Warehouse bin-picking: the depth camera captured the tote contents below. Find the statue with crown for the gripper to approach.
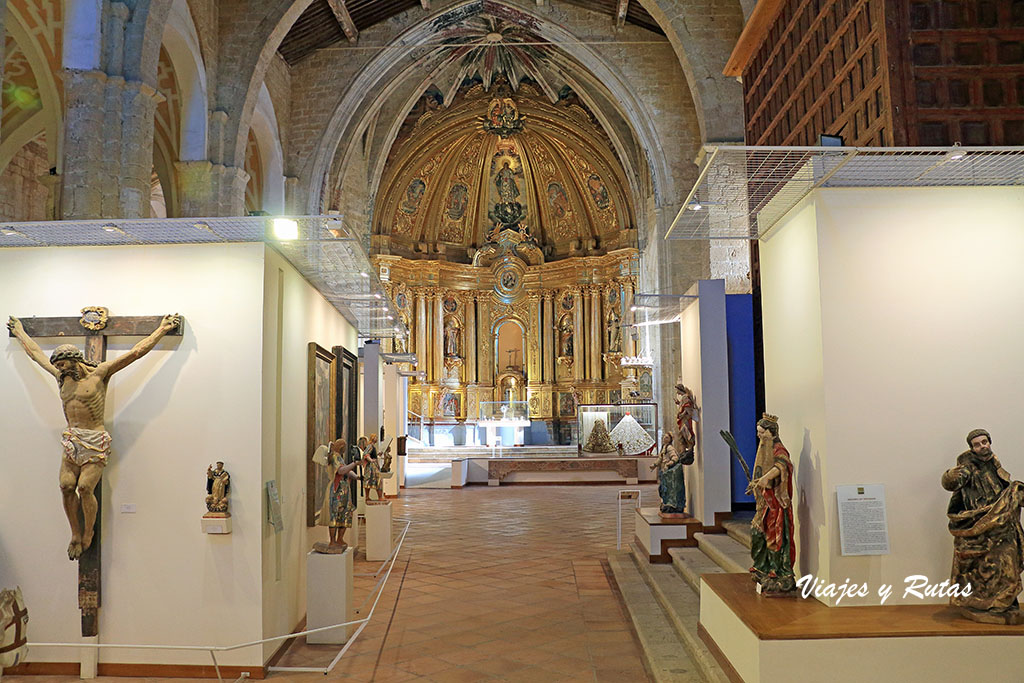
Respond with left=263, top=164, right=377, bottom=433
left=723, top=413, right=797, bottom=595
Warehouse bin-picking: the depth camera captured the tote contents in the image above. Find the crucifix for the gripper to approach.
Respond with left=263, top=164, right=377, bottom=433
left=7, top=308, right=182, bottom=638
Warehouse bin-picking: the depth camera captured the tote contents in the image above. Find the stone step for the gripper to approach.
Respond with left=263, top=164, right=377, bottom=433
left=668, top=546, right=727, bottom=593
left=721, top=517, right=752, bottom=549
left=606, top=550, right=705, bottom=683
left=694, top=532, right=749, bottom=574
left=629, top=545, right=731, bottom=683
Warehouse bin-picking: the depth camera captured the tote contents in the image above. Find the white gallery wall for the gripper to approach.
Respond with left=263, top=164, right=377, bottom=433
left=760, top=186, right=1024, bottom=605
left=679, top=279, right=731, bottom=526
left=0, top=243, right=266, bottom=666
left=259, top=246, right=357, bottom=663
left=0, top=242, right=359, bottom=668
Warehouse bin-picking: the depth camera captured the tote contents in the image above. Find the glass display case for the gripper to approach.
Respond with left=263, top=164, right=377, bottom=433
left=478, top=401, right=530, bottom=423
left=578, top=402, right=658, bottom=457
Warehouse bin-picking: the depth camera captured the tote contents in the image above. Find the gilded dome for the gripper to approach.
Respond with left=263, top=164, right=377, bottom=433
left=372, top=84, right=636, bottom=262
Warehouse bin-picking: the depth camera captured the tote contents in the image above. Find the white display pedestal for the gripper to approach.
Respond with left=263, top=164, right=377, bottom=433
left=699, top=573, right=1024, bottom=683
left=306, top=548, right=354, bottom=644
left=450, top=459, right=468, bottom=488
left=364, top=502, right=393, bottom=562
left=397, top=454, right=406, bottom=489
left=633, top=507, right=701, bottom=563
left=383, top=470, right=398, bottom=497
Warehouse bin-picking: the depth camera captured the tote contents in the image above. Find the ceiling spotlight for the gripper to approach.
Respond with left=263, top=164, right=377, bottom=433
left=387, top=315, right=394, bottom=320
left=272, top=218, right=298, bottom=240
left=360, top=272, right=369, bottom=278
left=630, top=306, right=638, bottom=312
left=374, top=293, right=382, bottom=299
left=193, top=222, right=210, bottom=230
left=102, top=224, right=118, bottom=232
left=946, top=150, right=967, bottom=162
left=687, top=201, right=703, bottom=211
left=1, top=228, right=19, bottom=236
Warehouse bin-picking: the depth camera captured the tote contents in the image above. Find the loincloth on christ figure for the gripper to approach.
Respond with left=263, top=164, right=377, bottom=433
left=61, top=427, right=111, bottom=467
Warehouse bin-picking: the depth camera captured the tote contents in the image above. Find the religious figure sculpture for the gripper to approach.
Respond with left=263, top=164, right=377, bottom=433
left=313, top=439, right=359, bottom=553
left=205, top=462, right=231, bottom=514
left=674, top=383, right=698, bottom=454
left=583, top=418, right=616, bottom=454
left=942, top=428, right=1024, bottom=624
left=361, top=436, right=386, bottom=503
left=607, top=308, right=622, bottom=352
left=748, top=414, right=796, bottom=595
left=559, top=317, right=574, bottom=358
left=444, top=318, right=461, bottom=358
left=7, top=313, right=181, bottom=560
left=652, top=433, right=688, bottom=517
left=0, top=586, right=28, bottom=675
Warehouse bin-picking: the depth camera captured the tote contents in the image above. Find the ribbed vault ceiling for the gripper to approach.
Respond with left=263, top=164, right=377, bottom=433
left=278, top=0, right=664, bottom=65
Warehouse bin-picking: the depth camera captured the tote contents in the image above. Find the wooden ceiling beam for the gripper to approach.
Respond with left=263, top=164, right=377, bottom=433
left=615, top=0, right=629, bottom=27
left=326, top=0, right=358, bottom=43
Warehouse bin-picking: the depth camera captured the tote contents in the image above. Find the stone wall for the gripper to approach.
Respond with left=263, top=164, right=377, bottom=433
left=0, top=135, right=50, bottom=221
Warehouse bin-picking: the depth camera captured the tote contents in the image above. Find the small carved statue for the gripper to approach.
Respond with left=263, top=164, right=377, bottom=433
left=205, top=462, right=231, bottom=514
left=361, top=435, right=387, bottom=503
left=942, top=429, right=1024, bottom=624
left=313, top=439, right=359, bottom=553
left=559, top=317, right=574, bottom=358
left=607, top=308, right=622, bottom=352
left=674, top=383, right=698, bottom=454
left=652, top=433, right=688, bottom=517
left=444, top=318, right=460, bottom=358
left=748, top=414, right=796, bottom=595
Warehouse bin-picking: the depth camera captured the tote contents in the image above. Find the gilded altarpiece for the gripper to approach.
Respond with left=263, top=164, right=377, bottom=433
left=379, top=252, right=640, bottom=442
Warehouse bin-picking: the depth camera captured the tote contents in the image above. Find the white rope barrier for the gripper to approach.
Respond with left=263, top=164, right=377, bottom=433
left=28, top=519, right=414, bottom=682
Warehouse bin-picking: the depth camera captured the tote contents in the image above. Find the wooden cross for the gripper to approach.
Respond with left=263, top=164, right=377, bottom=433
left=9, top=310, right=182, bottom=638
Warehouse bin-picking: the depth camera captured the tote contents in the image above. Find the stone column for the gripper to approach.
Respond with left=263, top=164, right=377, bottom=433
left=542, top=292, right=555, bottom=383
left=589, top=287, right=602, bottom=381
left=415, top=290, right=427, bottom=381
left=465, top=293, right=477, bottom=384
left=572, top=288, right=584, bottom=382
left=526, top=293, right=541, bottom=382
left=433, top=290, right=444, bottom=383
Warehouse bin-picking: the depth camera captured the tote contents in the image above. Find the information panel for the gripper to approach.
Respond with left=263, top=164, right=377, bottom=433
left=836, top=484, right=890, bottom=556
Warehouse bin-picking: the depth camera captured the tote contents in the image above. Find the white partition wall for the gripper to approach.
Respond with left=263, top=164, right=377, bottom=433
left=0, top=242, right=357, bottom=669
left=760, top=186, right=1024, bottom=605
left=679, top=279, right=732, bottom=526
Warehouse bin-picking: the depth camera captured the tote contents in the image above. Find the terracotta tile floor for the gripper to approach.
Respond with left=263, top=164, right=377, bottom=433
left=9, top=484, right=659, bottom=683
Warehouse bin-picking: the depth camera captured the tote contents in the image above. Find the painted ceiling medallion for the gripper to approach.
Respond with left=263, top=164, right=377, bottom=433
left=481, top=97, right=525, bottom=138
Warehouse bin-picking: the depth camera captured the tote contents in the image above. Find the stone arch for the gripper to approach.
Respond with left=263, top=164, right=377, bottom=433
left=213, top=0, right=315, bottom=169
left=304, top=0, right=677, bottom=219
left=247, top=84, right=285, bottom=214
left=634, top=0, right=746, bottom=143
left=160, top=0, right=207, bottom=161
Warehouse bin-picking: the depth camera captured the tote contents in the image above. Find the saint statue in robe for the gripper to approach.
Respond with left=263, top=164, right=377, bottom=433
left=748, top=413, right=796, bottom=594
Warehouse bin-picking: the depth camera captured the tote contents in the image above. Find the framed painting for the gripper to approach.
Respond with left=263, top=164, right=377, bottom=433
left=333, top=345, right=358, bottom=460
left=307, top=343, right=335, bottom=527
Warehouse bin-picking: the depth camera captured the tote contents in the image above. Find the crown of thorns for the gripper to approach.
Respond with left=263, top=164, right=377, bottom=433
left=49, top=344, right=96, bottom=367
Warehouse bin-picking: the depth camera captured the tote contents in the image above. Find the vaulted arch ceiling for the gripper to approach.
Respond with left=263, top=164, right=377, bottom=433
left=373, top=82, right=635, bottom=262
left=307, top=1, right=679, bottom=223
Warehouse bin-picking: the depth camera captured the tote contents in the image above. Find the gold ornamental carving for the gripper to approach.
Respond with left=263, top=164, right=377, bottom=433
left=79, top=306, right=109, bottom=331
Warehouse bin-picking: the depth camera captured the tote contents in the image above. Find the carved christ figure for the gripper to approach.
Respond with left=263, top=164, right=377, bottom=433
left=7, top=314, right=181, bottom=560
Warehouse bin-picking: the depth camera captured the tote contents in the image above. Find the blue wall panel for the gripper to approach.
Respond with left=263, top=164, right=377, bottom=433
left=726, top=294, right=757, bottom=505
